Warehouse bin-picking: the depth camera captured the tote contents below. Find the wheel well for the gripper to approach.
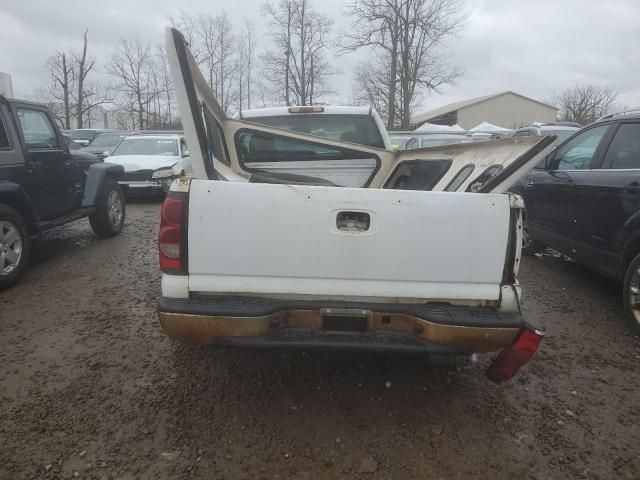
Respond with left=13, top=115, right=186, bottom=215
left=0, top=195, right=38, bottom=234
left=620, top=236, right=640, bottom=280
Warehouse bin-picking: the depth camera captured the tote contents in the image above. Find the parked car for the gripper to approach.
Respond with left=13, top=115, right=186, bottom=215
left=62, top=133, right=102, bottom=169
left=508, top=123, right=582, bottom=197
left=68, top=128, right=112, bottom=146
left=514, top=123, right=580, bottom=143
left=81, top=131, right=138, bottom=159
left=0, top=96, right=126, bottom=290
left=155, top=28, right=549, bottom=383
left=105, top=134, right=191, bottom=195
left=62, top=133, right=82, bottom=150
left=520, top=110, right=640, bottom=333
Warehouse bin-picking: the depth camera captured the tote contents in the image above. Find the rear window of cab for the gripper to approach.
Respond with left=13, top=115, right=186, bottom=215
left=247, top=114, right=385, bottom=149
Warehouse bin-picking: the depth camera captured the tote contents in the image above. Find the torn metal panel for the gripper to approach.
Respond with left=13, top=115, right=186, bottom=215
left=165, top=27, right=552, bottom=192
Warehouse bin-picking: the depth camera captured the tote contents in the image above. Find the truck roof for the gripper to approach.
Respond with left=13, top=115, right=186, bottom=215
left=239, top=105, right=372, bottom=119
left=0, top=95, right=50, bottom=108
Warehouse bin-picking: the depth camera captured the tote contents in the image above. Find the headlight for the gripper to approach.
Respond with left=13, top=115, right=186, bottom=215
left=152, top=168, right=175, bottom=179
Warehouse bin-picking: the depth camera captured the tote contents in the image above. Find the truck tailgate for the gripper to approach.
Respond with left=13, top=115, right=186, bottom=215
left=187, top=180, right=511, bottom=301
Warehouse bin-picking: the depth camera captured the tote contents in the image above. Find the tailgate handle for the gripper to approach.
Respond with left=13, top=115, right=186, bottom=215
left=336, top=211, right=370, bottom=232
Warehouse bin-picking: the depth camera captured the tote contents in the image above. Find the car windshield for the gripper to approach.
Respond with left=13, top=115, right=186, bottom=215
left=69, top=130, right=99, bottom=141
left=247, top=114, right=385, bottom=149
left=110, top=138, right=178, bottom=156
left=90, top=134, right=127, bottom=147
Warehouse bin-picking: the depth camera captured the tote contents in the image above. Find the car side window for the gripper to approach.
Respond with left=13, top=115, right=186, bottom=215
left=16, top=108, right=59, bottom=149
left=236, top=130, right=372, bottom=164
left=551, top=124, right=609, bottom=171
left=467, top=165, right=503, bottom=192
left=384, top=159, right=452, bottom=191
left=445, top=164, right=475, bottom=191
left=0, top=116, right=10, bottom=149
left=603, top=123, right=640, bottom=170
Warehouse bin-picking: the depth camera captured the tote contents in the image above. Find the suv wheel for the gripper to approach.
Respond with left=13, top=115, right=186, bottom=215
left=623, top=253, right=640, bottom=335
left=0, top=205, right=31, bottom=291
left=521, top=209, right=544, bottom=256
left=89, top=178, right=126, bottom=238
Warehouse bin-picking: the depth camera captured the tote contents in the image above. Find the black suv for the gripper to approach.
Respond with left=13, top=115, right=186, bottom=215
left=521, top=110, right=640, bottom=333
left=0, top=96, right=126, bottom=290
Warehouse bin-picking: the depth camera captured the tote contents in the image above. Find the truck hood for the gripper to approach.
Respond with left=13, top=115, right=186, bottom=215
left=106, top=155, right=180, bottom=172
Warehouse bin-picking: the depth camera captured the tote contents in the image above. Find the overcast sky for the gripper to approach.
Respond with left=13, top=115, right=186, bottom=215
left=1, top=0, right=639, bottom=114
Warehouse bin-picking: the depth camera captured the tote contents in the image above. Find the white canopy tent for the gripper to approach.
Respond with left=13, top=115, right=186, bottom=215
left=469, top=122, right=513, bottom=132
left=415, top=122, right=466, bottom=133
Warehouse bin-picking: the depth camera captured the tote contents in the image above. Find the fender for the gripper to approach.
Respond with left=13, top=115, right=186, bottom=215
left=0, top=180, right=40, bottom=233
left=81, top=162, right=125, bottom=207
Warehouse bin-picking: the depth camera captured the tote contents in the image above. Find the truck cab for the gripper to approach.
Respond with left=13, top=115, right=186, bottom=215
left=0, top=96, right=126, bottom=289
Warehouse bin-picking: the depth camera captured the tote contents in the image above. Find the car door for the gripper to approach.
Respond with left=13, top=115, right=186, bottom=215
left=568, top=121, right=640, bottom=277
left=14, top=106, right=77, bottom=220
left=524, top=124, right=611, bottom=255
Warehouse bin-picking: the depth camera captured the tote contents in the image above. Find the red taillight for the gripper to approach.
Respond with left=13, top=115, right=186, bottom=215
left=486, top=326, right=544, bottom=383
left=159, top=193, right=187, bottom=274
left=288, top=106, right=324, bottom=114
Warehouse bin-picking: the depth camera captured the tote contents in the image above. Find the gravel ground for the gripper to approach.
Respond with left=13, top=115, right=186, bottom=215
left=1, top=201, right=639, bottom=480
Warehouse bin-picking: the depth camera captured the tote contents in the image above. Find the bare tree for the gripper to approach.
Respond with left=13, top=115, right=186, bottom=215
left=197, top=11, right=238, bottom=113
left=73, top=30, right=95, bottom=128
left=107, top=38, right=154, bottom=129
left=262, top=0, right=335, bottom=106
left=237, top=20, right=257, bottom=111
left=39, top=51, right=74, bottom=129
left=341, top=0, right=465, bottom=129
left=156, top=45, right=175, bottom=127
left=554, top=85, right=620, bottom=124
left=34, top=31, right=112, bottom=129
left=169, top=12, right=204, bottom=64
left=353, top=55, right=391, bottom=120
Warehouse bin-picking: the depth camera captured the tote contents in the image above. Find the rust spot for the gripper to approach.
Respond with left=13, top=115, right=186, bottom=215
left=158, top=308, right=519, bottom=353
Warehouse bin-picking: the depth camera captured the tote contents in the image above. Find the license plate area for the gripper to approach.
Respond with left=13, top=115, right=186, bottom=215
left=321, top=308, right=371, bottom=333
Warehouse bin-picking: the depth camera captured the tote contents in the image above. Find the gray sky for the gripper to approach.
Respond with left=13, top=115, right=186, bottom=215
left=1, top=0, right=639, bottom=114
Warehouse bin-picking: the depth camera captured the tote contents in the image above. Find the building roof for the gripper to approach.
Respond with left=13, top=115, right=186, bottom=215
left=412, top=91, right=558, bottom=125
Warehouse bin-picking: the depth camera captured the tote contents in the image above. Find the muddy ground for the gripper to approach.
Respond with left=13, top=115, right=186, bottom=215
left=1, top=201, right=639, bottom=480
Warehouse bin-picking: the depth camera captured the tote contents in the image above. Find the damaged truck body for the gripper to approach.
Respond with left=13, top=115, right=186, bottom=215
left=158, top=28, right=553, bottom=382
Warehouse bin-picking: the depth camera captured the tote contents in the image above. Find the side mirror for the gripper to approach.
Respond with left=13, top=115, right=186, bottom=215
left=182, top=149, right=190, bottom=158
left=102, top=151, right=111, bottom=158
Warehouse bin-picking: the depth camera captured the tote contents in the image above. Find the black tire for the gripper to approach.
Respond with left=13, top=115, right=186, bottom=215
left=622, top=253, right=640, bottom=335
left=521, top=209, right=545, bottom=256
left=0, top=205, right=31, bottom=291
left=89, top=178, right=125, bottom=238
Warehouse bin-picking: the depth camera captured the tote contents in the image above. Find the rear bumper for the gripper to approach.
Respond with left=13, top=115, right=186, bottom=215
left=120, top=179, right=173, bottom=194
left=158, top=296, right=526, bottom=354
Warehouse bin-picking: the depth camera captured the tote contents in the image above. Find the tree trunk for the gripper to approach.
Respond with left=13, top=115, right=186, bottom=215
left=387, top=38, right=398, bottom=130
left=285, top=1, right=292, bottom=106
left=247, top=50, right=251, bottom=109
left=76, top=30, right=89, bottom=129
left=62, top=53, right=71, bottom=130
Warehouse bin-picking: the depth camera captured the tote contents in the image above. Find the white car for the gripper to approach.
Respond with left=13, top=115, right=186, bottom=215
left=105, top=135, right=191, bottom=194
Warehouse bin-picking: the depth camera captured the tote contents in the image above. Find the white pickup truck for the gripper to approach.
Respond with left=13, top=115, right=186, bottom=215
left=158, top=28, right=551, bottom=382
